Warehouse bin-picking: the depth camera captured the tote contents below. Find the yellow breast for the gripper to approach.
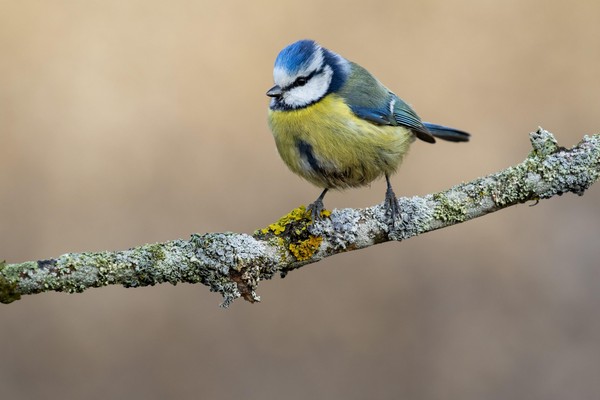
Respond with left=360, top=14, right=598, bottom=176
left=268, top=94, right=415, bottom=189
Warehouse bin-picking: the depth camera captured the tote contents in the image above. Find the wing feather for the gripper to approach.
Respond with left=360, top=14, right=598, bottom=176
left=340, top=63, right=435, bottom=143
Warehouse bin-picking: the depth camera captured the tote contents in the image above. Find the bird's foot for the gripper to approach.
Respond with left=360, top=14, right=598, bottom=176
left=306, top=199, right=325, bottom=222
left=384, top=185, right=400, bottom=227
left=306, top=188, right=329, bottom=222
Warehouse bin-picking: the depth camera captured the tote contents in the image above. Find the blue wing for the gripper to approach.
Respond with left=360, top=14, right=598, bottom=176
left=349, top=105, right=393, bottom=125
left=349, top=95, right=436, bottom=143
left=338, top=63, right=436, bottom=143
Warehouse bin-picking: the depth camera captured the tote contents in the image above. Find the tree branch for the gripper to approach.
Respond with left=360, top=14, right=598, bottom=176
left=2, top=128, right=599, bottom=306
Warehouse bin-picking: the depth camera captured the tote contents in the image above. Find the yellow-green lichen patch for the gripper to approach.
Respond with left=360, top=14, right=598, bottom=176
left=432, top=192, right=467, bottom=223
left=319, top=209, right=331, bottom=219
left=490, top=158, right=540, bottom=207
left=255, top=206, right=327, bottom=262
left=258, top=206, right=331, bottom=237
left=0, top=260, right=22, bottom=304
left=258, top=206, right=311, bottom=236
left=146, top=243, right=166, bottom=263
left=288, top=235, right=323, bottom=261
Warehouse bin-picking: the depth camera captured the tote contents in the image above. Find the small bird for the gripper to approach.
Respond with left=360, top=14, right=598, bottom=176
left=266, top=39, right=469, bottom=222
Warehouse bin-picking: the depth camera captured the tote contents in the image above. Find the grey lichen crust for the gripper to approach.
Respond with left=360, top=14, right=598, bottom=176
left=191, top=233, right=279, bottom=307
left=1, top=128, right=598, bottom=306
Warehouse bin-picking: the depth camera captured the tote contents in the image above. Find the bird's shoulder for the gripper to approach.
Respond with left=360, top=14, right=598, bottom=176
left=337, top=62, right=392, bottom=115
left=336, top=62, right=434, bottom=142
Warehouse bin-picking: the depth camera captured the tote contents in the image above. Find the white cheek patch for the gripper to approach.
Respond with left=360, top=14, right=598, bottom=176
left=283, top=65, right=333, bottom=108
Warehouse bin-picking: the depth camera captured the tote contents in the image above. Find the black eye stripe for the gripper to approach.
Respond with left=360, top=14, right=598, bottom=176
left=295, top=77, right=308, bottom=86
left=285, top=68, right=323, bottom=90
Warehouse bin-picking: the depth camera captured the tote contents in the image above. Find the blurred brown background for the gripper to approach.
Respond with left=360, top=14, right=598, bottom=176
left=1, top=1, right=600, bottom=399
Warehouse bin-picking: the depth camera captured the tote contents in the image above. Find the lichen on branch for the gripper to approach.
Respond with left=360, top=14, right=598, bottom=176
left=1, top=128, right=598, bottom=306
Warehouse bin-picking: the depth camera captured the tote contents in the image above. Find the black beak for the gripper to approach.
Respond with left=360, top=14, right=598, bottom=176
left=266, top=85, right=283, bottom=97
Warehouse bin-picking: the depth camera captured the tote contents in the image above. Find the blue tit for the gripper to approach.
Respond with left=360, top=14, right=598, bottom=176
left=266, top=39, right=469, bottom=222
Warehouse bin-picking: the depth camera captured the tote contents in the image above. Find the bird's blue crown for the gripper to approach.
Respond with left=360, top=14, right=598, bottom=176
left=274, top=39, right=320, bottom=76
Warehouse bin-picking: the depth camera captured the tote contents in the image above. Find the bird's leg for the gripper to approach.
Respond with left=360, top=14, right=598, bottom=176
left=307, top=188, right=329, bottom=221
left=384, top=175, right=400, bottom=224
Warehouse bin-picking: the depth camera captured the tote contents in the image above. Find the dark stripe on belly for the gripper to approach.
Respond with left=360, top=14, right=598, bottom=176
left=296, top=139, right=369, bottom=188
left=297, top=140, right=324, bottom=174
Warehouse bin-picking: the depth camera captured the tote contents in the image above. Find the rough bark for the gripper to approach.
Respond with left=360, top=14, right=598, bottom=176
left=1, top=128, right=598, bottom=306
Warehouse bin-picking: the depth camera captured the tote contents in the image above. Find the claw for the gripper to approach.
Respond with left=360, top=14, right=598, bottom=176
left=307, top=188, right=329, bottom=222
left=307, top=199, right=324, bottom=221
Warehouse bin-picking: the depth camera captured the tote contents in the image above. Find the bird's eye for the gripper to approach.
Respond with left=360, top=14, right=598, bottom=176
left=295, top=77, right=308, bottom=86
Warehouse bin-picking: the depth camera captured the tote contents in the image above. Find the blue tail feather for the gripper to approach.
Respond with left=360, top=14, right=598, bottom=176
left=423, top=122, right=470, bottom=142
